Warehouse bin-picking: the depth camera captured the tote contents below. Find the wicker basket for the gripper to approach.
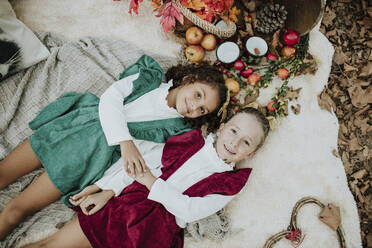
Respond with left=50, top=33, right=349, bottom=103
left=173, top=0, right=237, bottom=38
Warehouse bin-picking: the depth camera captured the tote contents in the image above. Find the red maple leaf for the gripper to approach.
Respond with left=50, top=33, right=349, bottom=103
left=129, top=0, right=143, bottom=15
left=155, top=2, right=184, bottom=33
left=202, top=0, right=234, bottom=14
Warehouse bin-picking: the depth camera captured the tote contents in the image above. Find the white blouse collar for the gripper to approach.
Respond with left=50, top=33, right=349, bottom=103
left=205, top=134, right=235, bottom=171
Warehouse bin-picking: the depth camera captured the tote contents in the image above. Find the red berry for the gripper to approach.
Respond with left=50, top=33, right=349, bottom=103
left=282, top=46, right=296, bottom=58
left=247, top=73, right=261, bottom=87
left=266, top=53, right=277, bottom=63
left=234, top=60, right=245, bottom=70
left=277, top=68, right=289, bottom=79
left=283, top=30, right=300, bottom=46
left=267, top=101, right=276, bottom=112
left=240, top=67, right=254, bottom=78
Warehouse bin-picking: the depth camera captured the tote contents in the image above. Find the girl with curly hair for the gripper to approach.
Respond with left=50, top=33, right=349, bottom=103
left=0, top=54, right=227, bottom=240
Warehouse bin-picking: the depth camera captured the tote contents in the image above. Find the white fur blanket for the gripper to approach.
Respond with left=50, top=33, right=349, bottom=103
left=6, top=0, right=362, bottom=247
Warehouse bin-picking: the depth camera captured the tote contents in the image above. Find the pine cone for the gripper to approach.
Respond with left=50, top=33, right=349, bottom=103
left=256, top=3, right=287, bottom=34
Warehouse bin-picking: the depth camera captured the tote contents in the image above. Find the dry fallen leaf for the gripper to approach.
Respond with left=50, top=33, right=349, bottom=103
left=333, top=47, right=347, bottom=65
left=285, top=87, right=302, bottom=100
left=322, top=8, right=336, bottom=27
left=347, top=85, right=372, bottom=108
left=291, top=104, right=301, bottom=115
left=319, top=204, right=341, bottom=231
left=352, top=169, right=368, bottom=180
left=242, top=0, right=256, bottom=12
left=244, top=22, right=254, bottom=36
left=244, top=90, right=259, bottom=105
left=354, top=116, right=371, bottom=135
left=359, top=62, right=372, bottom=77
left=349, top=137, right=362, bottom=151
left=344, top=63, right=358, bottom=72
left=332, top=149, right=340, bottom=158
left=266, top=116, right=277, bottom=131
left=318, top=91, right=336, bottom=113
left=269, top=29, right=281, bottom=56
left=350, top=180, right=366, bottom=203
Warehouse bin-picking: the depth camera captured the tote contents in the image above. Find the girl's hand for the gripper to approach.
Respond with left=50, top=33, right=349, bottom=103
left=69, top=184, right=100, bottom=206
left=79, top=190, right=115, bottom=215
left=128, top=169, right=157, bottom=190
left=120, top=140, right=147, bottom=178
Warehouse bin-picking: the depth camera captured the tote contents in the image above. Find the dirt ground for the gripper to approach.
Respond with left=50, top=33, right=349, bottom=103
left=318, top=0, right=371, bottom=246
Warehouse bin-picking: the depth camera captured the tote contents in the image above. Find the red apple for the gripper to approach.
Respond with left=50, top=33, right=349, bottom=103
left=185, top=45, right=205, bottom=63
left=234, top=60, right=245, bottom=70
left=283, top=30, right=300, bottom=46
left=267, top=101, right=277, bottom=112
left=225, top=78, right=240, bottom=96
left=277, top=68, right=289, bottom=79
left=186, top=26, right=204, bottom=45
left=247, top=73, right=261, bottom=87
left=282, top=46, right=296, bottom=58
left=201, top=34, right=217, bottom=51
left=240, top=67, right=254, bottom=78
left=266, top=53, right=277, bottom=63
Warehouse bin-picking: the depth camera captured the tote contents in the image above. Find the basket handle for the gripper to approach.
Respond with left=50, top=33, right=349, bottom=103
left=174, top=0, right=237, bottom=38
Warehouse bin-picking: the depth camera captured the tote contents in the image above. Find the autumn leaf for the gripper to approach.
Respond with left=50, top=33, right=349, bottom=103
left=155, top=2, right=184, bottom=34
left=180, top=0, right=206, bottom=11
left=150, top=0, right=162, bottom=11
left=129, top=0, right=143, bottom=15
left=319, top=204, right=341, bottom=231
left=349, top=137, right=362, bottom=151
left=202, top=0, right=233, bottom=14
left=347, top=84, right=372, bottom=108
left=229, top=6, right=240, bottom=23
left=359, top=62, right=372, bottom=77
left=317, top=91, right=336, bottom=113
left=284, top=87, right=302, bottom=100
left=195, top=7, right=215, bottom=23
left=291, top=104, right=301, bottom=115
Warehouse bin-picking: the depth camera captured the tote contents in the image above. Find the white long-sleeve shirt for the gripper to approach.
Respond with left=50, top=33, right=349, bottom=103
left=98, top=73, right=182, bottom=146
left=95, top=73, right=182, bottom=195
left=98, top=134, right=237, bottom=228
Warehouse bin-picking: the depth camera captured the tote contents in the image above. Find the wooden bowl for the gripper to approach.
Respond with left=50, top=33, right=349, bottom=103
left=276, top=0, right=325, bottom=35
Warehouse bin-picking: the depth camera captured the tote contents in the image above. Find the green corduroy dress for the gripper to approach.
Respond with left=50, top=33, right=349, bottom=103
left=29, top=55, right=191, bottom=206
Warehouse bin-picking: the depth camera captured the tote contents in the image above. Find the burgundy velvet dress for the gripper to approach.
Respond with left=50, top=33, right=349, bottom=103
left=77, top=129, right=252, bottom=248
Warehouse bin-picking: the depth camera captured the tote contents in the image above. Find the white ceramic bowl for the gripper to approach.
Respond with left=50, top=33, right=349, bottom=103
left=245, top=36, right=268, bottom=56
left=216, top=41, right=240, bottom=64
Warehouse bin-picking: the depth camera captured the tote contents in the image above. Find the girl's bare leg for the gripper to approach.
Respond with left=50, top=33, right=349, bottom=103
left=23, top=217, right=91, bottom=248
left=0, top=172, right=61, bottom=240
left=0, top=139, right=42, bottom=189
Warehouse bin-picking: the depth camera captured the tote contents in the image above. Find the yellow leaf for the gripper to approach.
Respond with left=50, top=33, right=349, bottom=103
left=150, top=0, right=162, bottom=10
left=181, top=0, right=206, bottom=11
left=229, top=6, right=240, bottom=23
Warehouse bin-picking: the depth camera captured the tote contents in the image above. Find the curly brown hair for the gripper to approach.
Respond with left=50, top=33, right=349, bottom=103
left=165, top=62, right=227, bottom=132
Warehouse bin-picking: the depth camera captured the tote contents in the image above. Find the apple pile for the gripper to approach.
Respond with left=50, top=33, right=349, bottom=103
left=233, top=59, right=260, bottom=87
left=184, top=26, right=217, bottom=63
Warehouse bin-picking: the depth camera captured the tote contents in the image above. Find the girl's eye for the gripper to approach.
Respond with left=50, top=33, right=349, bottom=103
left=200, top=107, right=205, bottom=114
left=244, top=140, right=250, bottom=146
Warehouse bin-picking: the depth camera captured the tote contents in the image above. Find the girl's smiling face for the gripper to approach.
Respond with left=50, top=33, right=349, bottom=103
left=215, top=113, right=264, bottom=163
left=173, top=81, right=219, bottom=118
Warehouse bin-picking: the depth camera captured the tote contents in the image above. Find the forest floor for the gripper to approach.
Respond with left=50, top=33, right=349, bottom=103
left=318, top=0, right=371, bottom=246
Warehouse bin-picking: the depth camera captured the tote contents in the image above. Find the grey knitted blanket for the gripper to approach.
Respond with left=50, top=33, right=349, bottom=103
left=0, top=33, right=228, bottom=247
